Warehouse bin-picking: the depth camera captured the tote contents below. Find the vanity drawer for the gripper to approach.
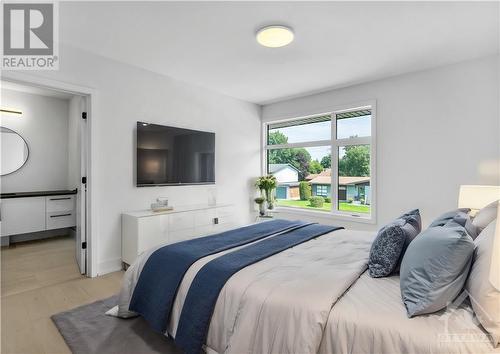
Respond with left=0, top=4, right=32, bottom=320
left=0, top=197, right=46, bottom=236
left=46, top=211, right=76, bottom=230
left=46, top=195, right=75, bottom=213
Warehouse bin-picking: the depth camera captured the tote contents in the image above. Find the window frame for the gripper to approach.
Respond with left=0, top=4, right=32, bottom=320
left=262, top=101, right=376, bottom=224
left=316, top=185, right=328, bottom=197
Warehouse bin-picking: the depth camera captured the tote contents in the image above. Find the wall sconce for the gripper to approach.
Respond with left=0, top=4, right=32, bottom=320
left=0, top=108, right=22, bottom=115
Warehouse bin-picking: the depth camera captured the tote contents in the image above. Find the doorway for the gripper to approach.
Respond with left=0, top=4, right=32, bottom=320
left=0, top=76, right=92, bottom=278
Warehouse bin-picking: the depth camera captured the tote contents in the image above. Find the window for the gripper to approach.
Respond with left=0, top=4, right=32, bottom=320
left=316, top=185, right=328, bottom=197
left=264, top=104, right=375, bottom=221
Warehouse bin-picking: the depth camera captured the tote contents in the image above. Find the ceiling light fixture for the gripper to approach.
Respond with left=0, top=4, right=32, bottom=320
left=256, top=25, right=294, bottom=48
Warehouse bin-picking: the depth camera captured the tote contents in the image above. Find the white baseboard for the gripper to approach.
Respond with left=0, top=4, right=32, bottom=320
left=97, top=257, right=122, bottom=276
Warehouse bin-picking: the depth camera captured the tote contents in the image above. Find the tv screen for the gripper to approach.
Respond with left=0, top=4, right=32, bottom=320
left=136, top=122, right=215, bottom=186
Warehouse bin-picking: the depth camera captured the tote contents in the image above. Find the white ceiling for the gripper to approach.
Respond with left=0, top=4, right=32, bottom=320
left=60, top=2, right=499, bottom=104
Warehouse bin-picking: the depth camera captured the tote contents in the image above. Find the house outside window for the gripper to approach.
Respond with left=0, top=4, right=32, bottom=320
left=315, top=185, right=329, bottom=197
left=264, top=103, right=376, bottom=222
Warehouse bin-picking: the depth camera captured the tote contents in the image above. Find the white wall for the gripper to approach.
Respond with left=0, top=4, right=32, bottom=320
left=1, top=89, right=70, bottom=193
left=6, top=45, right=261, bottom=274
left=263, top=55, right=500, bottom=230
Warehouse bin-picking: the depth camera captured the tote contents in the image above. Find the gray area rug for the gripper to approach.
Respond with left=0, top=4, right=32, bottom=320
left=51, top=296, right=182, bottom=354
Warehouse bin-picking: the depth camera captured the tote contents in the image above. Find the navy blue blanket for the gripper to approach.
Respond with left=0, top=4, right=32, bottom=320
left=174, top=223, right=342, bottom=354
left=129, top=219, right=309, bottom=333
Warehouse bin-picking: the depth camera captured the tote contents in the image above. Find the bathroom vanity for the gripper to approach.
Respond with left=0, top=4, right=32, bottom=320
left=0, top=189, right=77, bottom=244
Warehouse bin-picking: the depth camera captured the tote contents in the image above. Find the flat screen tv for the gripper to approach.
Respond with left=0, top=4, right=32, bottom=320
left=136, top=122, right=215, bottom=186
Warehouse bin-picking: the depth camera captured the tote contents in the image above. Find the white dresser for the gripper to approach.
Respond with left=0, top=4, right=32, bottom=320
left=121, top=204, right=235, bottom=266
left=0, top=192, right=76, bottom=237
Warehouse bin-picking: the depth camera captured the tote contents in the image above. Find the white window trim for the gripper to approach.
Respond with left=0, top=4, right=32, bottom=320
left=262, top=100, right=377, bottom=224
left=317, top=185, right=328, bottom=195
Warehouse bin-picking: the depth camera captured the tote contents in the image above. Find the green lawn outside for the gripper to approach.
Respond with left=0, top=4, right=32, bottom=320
left=338, top=203, right=371, bottom=213
left=277, top=199, right=370, bottom=214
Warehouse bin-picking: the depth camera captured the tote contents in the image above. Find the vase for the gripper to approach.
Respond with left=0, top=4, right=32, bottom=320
left=259, top=203, right=266, bottom=216
left=265, top=189, right=275, bottom=210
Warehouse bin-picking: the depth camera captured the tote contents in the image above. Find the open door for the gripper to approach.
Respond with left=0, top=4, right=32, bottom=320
left=75, top=96, right=87, bottom=274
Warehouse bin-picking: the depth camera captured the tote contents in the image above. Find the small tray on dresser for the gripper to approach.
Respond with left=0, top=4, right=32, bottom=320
left=151, top=206, right=174, bottom=213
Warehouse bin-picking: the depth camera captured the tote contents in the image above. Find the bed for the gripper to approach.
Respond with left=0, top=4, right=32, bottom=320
left=114, top=220, right=499, bottom=354
left=320, top=272, right=500, bottom=354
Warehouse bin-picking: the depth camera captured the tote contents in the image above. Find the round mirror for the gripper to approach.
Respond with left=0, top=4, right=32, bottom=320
left=1, top=127, right=29, bottom=176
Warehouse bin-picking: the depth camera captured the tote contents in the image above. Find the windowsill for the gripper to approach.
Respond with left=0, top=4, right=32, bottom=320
left=273, top=206, right=376, bottom=224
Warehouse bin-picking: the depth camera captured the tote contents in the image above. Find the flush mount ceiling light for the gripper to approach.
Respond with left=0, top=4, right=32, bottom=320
left=256, top=25, right=294, bottom=48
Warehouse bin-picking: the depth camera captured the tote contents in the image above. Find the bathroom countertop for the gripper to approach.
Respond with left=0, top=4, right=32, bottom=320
left=0, top=189, right=77, bottom=199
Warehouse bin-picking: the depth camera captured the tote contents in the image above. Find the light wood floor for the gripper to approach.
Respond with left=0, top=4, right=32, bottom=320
left=1, top=235, right=124, bottom=354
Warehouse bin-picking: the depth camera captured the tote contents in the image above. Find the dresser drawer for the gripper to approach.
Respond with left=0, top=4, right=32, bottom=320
left=168, top=212, right=194, bottom=231
left=170, top=229, right=196, bottom=243
left=216, top=206, right=234, bottom=224
left=46, top=195, right=75, bottom=213
left=136, top=215, right=169, bottom=255
left=194, top=209, right=216, bottom=227
left=195, top=225, right=215, bottom=237
left=213, top=222, right=234, bottom=234
left=46, top=211, right=76, bottom=230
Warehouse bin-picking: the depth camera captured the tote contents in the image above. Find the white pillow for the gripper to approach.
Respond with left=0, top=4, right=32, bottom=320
left=466, top=220, right=500, bottom=347
left=472, top=200, right=499, bottom=231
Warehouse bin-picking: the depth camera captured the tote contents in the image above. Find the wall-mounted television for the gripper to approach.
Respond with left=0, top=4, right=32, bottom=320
left=136, top=122, right=215, bottom=186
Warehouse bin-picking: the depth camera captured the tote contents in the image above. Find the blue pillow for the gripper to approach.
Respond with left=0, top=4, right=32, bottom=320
left=400, top=222, right=474, bottom=317
left=429, top=208, right=470, bottom=227
left=451, top=214, right=480, bottom=239
left=429, top=208, right=479, bottom=239
left=400, top=208, right=421, bottom=226
left=368, top=209, right=421, bottom=278
left=399, top=209, right=422, bottom=253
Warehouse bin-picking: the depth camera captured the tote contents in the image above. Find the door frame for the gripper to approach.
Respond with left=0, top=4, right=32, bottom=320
left=1, top=72, right=98, bottom=277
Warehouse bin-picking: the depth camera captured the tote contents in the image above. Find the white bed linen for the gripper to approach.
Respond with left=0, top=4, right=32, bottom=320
left=320, top=272, right=500, bottom=354
left=116, top=228, right=375, bottom=354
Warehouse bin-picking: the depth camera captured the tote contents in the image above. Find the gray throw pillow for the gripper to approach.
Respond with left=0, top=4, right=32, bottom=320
left=400, top=209, right=422, bottom=252
left=472, top=200, right=499, bottom=231
left=430, top=208, right=479, bottom=239
left=400, top=222, right=474, bottom=317
left=466, top=221, right=500, bottom=347
left=452, top=213, right=480, bottom=239
left=429, top=208, right=470, bottom=227
left=369, top=209, right=421, bottom=278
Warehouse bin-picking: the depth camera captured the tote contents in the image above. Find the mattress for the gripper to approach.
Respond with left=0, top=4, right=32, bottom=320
left=320, top=272, right=500, bottom=354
